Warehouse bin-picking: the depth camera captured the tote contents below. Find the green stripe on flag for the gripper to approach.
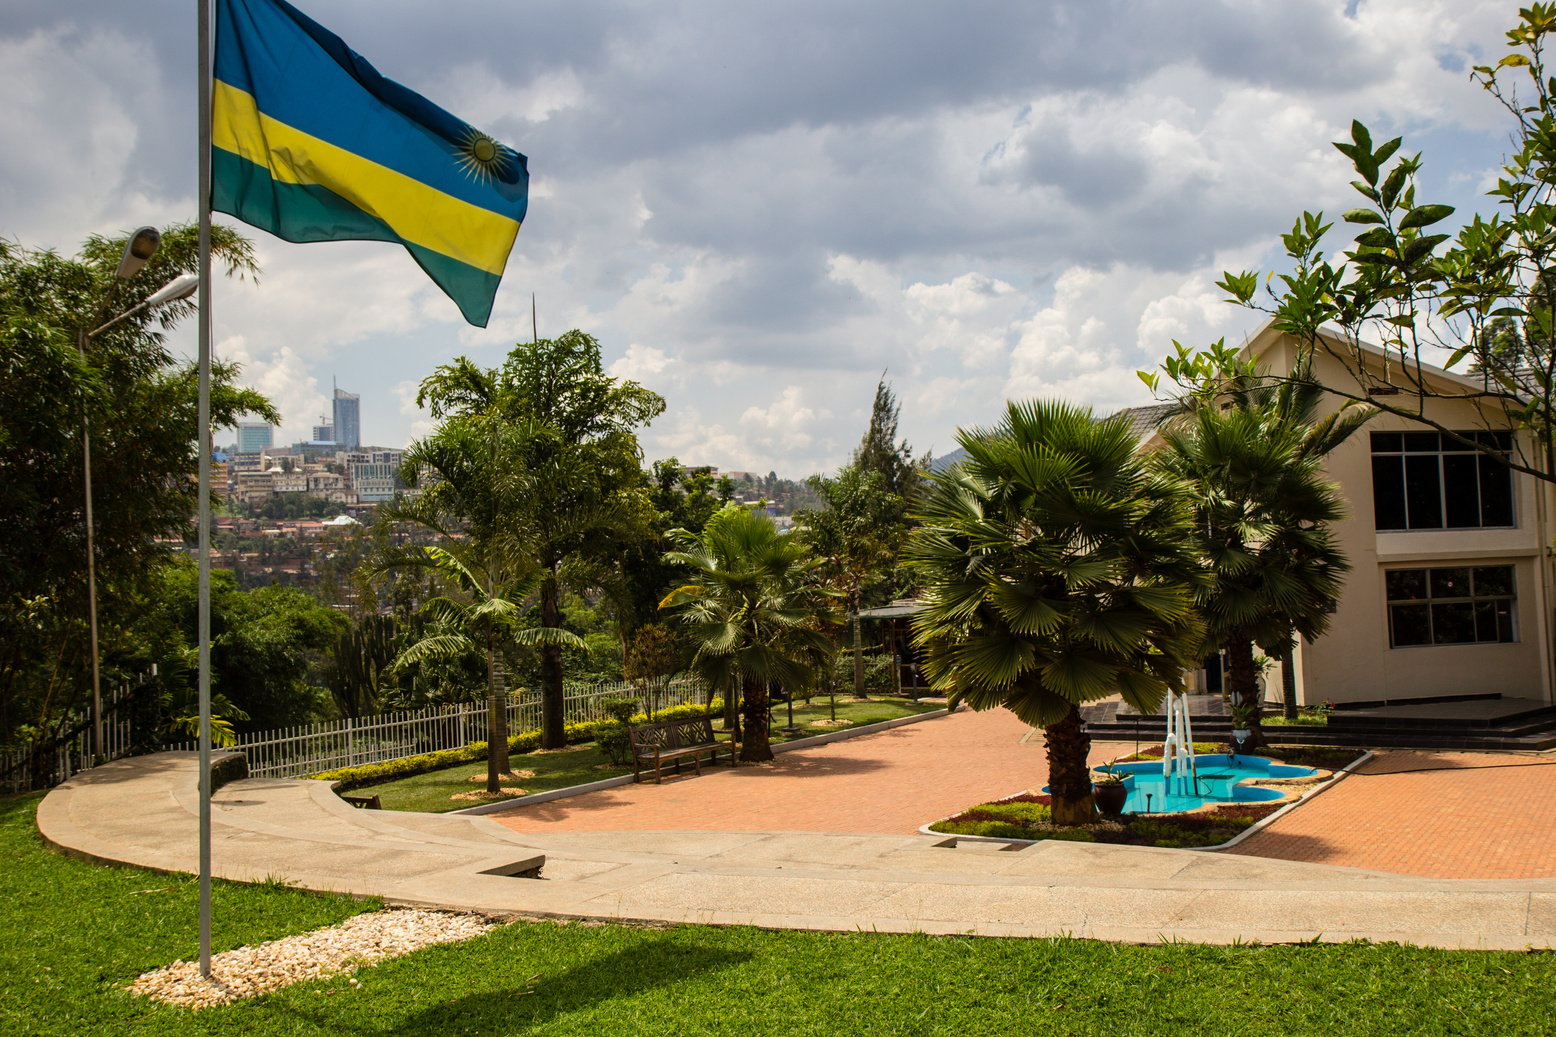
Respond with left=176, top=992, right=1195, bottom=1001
left=212, top=149, right=502, bottom=327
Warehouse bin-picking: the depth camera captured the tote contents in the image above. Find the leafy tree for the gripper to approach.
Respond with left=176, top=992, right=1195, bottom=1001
left=907, top=401, right=1206, bottom=824
left=414, top=331, right=664, bottom=749
left=624, top=621, right=689, bottom=718
left=384, top=414, right=581, bottom=790
left=388, top=543, right=582, bottom=792
left=797, top=377, right=922, bottom=697
left=1155, top=358, right=1367, bottom=747
left=590, top=458, right=734, bottom=656
left=250, top=493, right=346, bottom=520
left=798, top=465, right=905, bottom=697
left=853, top=376, right=921, bottom=499
left=214, top=582, right=346, bottom=731
left=0, top=224, right=273, bottom=750
left=661, top=505, right=836, bottom=761
left=1176, top=7, right=1556, bottom=486
left=325, top=613, right=398, bottom=718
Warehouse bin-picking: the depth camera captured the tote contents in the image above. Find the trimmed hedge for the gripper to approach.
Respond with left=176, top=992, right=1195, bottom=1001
left=312, top=699, right=723, bottom=792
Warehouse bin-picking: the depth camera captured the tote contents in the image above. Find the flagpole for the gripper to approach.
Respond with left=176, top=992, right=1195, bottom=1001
left=196, top=0, right=215, bottom=980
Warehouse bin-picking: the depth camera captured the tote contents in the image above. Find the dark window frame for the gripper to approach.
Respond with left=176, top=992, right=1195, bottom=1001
left=1370, top=430, right=1514, bottom=531
left=1385, top=564, right=1517, bottom=648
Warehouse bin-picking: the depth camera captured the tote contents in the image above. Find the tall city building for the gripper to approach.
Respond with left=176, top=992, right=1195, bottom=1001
left=311, top=419, right=335, bottom=443
left=332, top=381, right=361, bottom=450
left=235, top=421, right=273, bottom=454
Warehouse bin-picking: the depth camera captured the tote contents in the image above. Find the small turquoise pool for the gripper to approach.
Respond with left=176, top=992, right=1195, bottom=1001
left=1107, top=754, right=1317, bottom=814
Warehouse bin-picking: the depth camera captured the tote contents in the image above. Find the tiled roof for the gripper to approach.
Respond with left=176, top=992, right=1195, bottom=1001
left=1109, top=403, right=1178, bottom=441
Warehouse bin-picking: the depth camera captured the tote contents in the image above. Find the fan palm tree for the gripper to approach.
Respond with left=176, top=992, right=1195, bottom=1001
left=907, top=400, right=1207, bottom=825
left=1156, top=360, right=1370, bottom=746
left=660, top=505, right=836, bottom=762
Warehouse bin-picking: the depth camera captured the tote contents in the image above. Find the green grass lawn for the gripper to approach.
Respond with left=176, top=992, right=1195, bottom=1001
left=370, top=696, right=940, bottom=813
left=5, top=791, right=1556, bottom=1036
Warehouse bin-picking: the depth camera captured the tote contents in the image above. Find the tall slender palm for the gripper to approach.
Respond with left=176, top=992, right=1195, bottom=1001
left=416, top=333, right=664, bottom=749
left=660, top=505, right=836, bottom=762
left=1157, top=362, right=1369, bottom=746
left=907, top=401, right=1207, bottom=825
left=386, top=542, right=581, bottom=792
left=379, top=419, right=580, bottom=791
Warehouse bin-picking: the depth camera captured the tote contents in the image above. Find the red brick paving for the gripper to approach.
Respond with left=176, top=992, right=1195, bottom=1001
left=492, top=707, right=1093, bottom=835
left=1229, top=750, right=1556, bottom=879
left=491, top=710, right=1556, bottom=880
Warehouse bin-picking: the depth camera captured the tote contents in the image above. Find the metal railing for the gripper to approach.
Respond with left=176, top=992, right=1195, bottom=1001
left=173, top=676, right=708, bottom=779
left=1, top=672, right=153, bottom=794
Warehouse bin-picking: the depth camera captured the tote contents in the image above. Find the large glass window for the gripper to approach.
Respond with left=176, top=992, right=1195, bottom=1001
left=1370, top=430, right=1514, bottom=530
left=1385, top=565, right=1516, bottom=647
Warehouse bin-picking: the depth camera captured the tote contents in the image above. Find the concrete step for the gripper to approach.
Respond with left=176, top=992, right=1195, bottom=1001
left=1328, top=705, right=1556, bottom=732
left=1083, top=718, right=1556, bottom=752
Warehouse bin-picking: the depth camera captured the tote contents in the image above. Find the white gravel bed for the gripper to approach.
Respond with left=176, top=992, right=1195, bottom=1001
left=128, top=908, right=498, bottom=1009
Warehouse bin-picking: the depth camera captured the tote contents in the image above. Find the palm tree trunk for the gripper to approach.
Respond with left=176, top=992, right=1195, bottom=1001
left=1280, top=646, right=1298, bottom=721
left=722, top=679, right=741, bottom=737
left=1226, top=638, right=1265, bottom=750
left=486, top=636, right=511, bottom=793
left=539, top=564, right=566, bottom=750
left=1045, top=703, right=1094, bottom=825
left=851, top=586, right=866, bottom=700
left=739, top=674, right=772, bottom=762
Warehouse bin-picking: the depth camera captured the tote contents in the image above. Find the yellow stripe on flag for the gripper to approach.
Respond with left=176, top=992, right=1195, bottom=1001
left=212, top=79, right=519, bottom=276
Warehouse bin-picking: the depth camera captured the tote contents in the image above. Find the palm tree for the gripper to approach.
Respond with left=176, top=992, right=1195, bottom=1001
left=906, top=400, right=1206, bottom=825
left=416, top=333, right=664, bottom=749
left=387, top=542, right=581, bottom=792
left=1156, top=362, right=1369, bottom=746
left=379, top=419, right=581, bottom=792
left=660, top=505, right=836, bottom=762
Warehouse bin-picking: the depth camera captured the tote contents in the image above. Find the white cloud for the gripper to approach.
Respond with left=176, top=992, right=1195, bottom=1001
left=0, top=0, right=1527, bottom=475
left=609, top=343, right=678, bottom=386
left=217, top=334, right=323, bottom=438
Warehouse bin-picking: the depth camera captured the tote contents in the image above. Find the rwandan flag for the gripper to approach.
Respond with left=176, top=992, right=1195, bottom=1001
left=211, top=0, right=529, bottom=327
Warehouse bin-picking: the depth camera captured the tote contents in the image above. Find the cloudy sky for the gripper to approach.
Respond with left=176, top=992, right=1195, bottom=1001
left=0, top=0, right=1520, bottom=475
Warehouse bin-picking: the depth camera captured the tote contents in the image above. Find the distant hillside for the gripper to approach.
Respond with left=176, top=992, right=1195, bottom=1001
left=928, top=446, right=967, bottom=473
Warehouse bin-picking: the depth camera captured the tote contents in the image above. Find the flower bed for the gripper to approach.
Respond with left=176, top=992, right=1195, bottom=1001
left=929, top=792, right=1286, bottom=848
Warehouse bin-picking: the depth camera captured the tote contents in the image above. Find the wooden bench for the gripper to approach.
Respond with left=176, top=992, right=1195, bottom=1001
left=628, top=715, right=738, bottom=783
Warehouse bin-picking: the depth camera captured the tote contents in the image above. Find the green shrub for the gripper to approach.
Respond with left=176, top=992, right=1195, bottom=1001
left=601, top=696, right=641, bottom=724
left=965, top=801, right=1051, bottom=825
left=929, top=814, right=1094, bottom=843
left=931, top=820, right=1035, bottom=840
left=1043, top=828, right=1098, bottom=842
left=594, top=697, right=641, bottom=766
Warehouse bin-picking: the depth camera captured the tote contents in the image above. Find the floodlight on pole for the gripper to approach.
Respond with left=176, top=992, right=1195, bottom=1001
left=145, top=272, right=200, bottom=307
left=115, top=227, right=161, bottom=281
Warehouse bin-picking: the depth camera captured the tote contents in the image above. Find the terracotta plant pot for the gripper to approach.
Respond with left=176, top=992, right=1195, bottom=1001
left=1093, top=782, right=1128, bottom=817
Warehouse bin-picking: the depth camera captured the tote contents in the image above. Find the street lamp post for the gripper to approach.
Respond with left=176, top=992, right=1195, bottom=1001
left=79, top=228, right=199, bottom=760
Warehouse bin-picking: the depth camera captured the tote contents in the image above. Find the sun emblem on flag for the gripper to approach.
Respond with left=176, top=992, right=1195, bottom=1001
left=454, top=128, right=515, bottom=183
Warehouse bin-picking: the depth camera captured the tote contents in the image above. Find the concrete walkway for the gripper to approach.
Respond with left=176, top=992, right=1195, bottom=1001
left=36, top=747, right=1556, bottom=950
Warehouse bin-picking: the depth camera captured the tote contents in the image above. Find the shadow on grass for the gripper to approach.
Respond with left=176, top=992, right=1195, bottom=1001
left=274, top=936, right=751, bottom=1035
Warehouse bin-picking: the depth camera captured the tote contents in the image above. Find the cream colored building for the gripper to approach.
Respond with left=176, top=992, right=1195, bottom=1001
left=1142, top=321, right=1554, bottom=708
